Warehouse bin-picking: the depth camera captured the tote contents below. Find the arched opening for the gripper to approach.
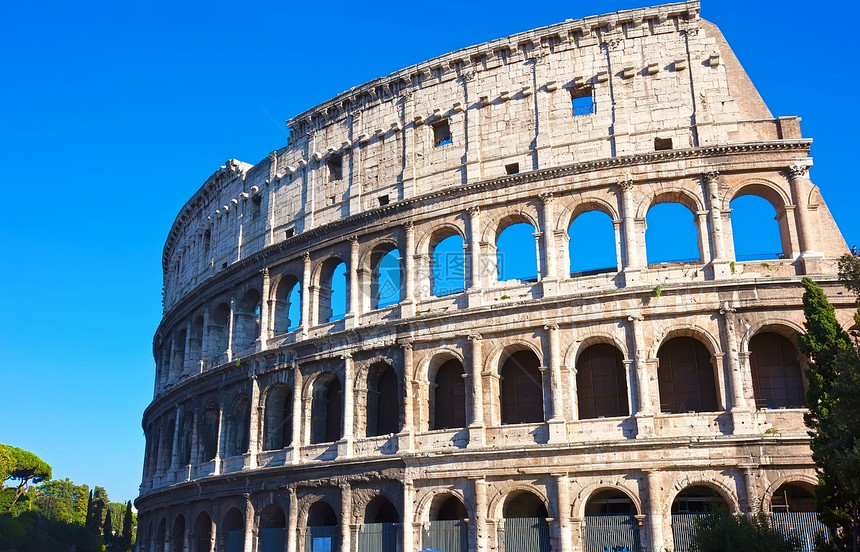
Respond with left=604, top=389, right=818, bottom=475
left=671, top=486, right=728, bottom=552
left=496, top=222, right=538, bottom=282
left=263, top=384, right=293, bottom=451
left=156, top=519, right=166, bottom=551
left=310, top=375, right=342, bottom=444
left=160, top=419, right=175, bottom=472
left=749, top=332, right=805, bottom=409
left=770, top=482, right=827, bottom=550
left=170, top=516, right=185, bottom=552
left=501, top=491, right=551, bottom=552
left=500, top=350, right=544, bottom=424
left=191, top=512, right=212, bottom=552
left=274, top=276, right=302, bottom=334
left=730, top=194, right=784, bottom=261
left=234, top=289, right=261, bottom=351
left=221, top=508, right=244, bottom=552
left=366, top=363, right=400, bottom=437
left=146, top=431, right=159, bottom=477
left=569, top=210, right=617, bottom=275
left=258, top=504, right=286, bottom=552
left=307, top=501, right=339, bottom=552
left=225, top=395, right=251, bottom=457
left=583, top=490, right=640, bottom=552
left=646, top=202, right=700, bottom=265
left=190, top=315, right=204, bottom=366
left=371, top=246, right=401, bottom=310
left=424, top=495, right=468, bottom=552
left=576, top=344, right=629, bottom=419
left=431, top=233, right=466, bottom=296
left=657, top=337, right=718, bottom=413
left=173, top=329, right=187, bottom=376
left=431, top=359, right=466, bottom=430
left=199, top=402, right=220, bottom=462
left=178, top=412, right=193, bottom=466
left=319, top=259, right=348, bottom=323
left=210, top=303, right=230, bottom=361
left=359, top=496, right=399, bottom=552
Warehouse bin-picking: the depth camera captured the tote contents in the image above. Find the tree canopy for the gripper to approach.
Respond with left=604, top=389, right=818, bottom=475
left=0, top=443, right=52, bottom=512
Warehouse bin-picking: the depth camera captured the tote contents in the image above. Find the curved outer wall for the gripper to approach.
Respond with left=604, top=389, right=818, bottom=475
left=140, top=2, right=850, bottom=552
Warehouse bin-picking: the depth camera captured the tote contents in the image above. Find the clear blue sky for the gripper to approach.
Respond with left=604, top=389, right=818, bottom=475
left=0, top=1, right=856, bottom=504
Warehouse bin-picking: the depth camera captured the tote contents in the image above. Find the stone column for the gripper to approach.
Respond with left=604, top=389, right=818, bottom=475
left=287, top=487, right=298, bottom=552
left=226, top=291, right=236, bottom=362
left=618, top=179, right=640, bottom=284
left=554, top=473, right=573, bottom=552
left=243, top=495, right=255, bottom=552
left=540, top=193, right=558, bottom=295
left=545, top=324, right=565, bottom=443
left=208, top=517, right=216, bottom=552
left=644, top=470, right=664, bottom=552
left=214, top=405, right=225, bottom=474
left=339, top=354, right=354, bottom=457
left=629, top=314, right=655, bottom=436
left=170, top=405, right=182, bottom=472
left=402, top=222, right=416, bottom=317
left=183, top=320, right=193, bottom=376
left=742, top=466, right=758, bottom=513
left=200, top=307, right=210, bottom=371
left=467, top=206, right=483, bottom=307
left=340, top=483, right=352, bottom=552
left=467, top=334, right=485, bottom=448
left=474, top=478, right=488, bottom=552
left=704, top=172, right=731, bottom=278
left=346, top=237, right=360, bottom=328
left=788, top=163, right=823, bottom=272
left=290, top=366, right=302, bottom=464
left=189, top=410, right=200, bottom=468
left=720, top=304, right=752, bottom=432
left=259, top=268, right=271, bottom=350
left=301, top=253, right=311, bottom=337
left=399, top=342, right=415, bottom=451
left=403, top=480, right=415, bottom=552
left=696, top=211, right=712, bottom=264
left=248, top=375, right=260, bottom=469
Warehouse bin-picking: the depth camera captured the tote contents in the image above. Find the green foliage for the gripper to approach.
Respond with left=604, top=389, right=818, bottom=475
left=0, top=511, right=94, bottom=552
left=689, top=509, right=800, bottom=552
left=34, top=478, right=89, bottom=525
left=119, top=500, right=135, bottom=552
left=654, top=284, right=663, bottom=299
left=103, top=508, right=114, bottom=547
left=799, top=277, right=860, bottom=551
left=86, top=486, right=109, bottom=539
left=0, top=443, right=52, bottom=513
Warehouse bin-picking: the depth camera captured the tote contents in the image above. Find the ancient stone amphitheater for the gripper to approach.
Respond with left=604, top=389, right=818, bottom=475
left=137, top=2, right=853, bottom=552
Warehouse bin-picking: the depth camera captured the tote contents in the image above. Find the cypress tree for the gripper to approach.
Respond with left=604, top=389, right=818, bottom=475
left=103, top=508, right=114, bottom=548
left=799, top=277, right=860, bottom=552
left=120, top=500, right=134, bottom=552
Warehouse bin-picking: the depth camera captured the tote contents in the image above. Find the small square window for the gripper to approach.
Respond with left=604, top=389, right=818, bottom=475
left=251, top=195, right=262, bottom=219
left=505, top=163, right=520, bottom=175
left=433, top=120, right=452, bottom=146
left=571, top=88, right=594, bottom=116
left=654, top=137, right=673, bottom=151
left=327, top=154, right=343, bottom=181
left=284, top=228, right=295, bottom=238
left=378, top=194, right=390, bottom=206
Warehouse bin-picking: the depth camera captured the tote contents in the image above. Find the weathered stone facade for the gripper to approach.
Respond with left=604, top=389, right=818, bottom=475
left=138, top=2, right=851, bottom=552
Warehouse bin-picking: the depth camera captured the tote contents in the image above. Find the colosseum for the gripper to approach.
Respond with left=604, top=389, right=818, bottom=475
left=137, top=2, right=852, bottom=552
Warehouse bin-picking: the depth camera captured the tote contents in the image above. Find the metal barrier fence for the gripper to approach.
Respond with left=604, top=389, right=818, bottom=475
left=257, top=528, right=285, bottom=552
left=498, top=517, right=552, bottom=552
left=583, top=514, right=641, bottom=552
left=306, top=525, right=339, bottom=552
left=672, top=512, right=831, bottom=552
left=357, top=522, right=397, bottom=552
left=423, top=519, right=469, bottom=552
left=772, top=512, right=830, bottom=552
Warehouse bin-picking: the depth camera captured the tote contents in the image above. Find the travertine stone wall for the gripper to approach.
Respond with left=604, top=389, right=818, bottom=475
left=140, top=3, right=850, bottom=552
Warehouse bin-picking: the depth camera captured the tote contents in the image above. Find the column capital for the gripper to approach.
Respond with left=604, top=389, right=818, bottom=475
left=401, top=340, right=414, bottom=351
left=404, top=220, right=415, bottom=231
left=617, top=177, right=634, bottom=190
left=302, top=251, right=311, bottom=262
left=348, top=235, right=359, bottom=246
left=340, top=353, right=352, bottom=360
left=704, top=170, right=720, bottom=184
left=468, top=333, right=483, bottom=341
left=467, top=205, right=480, bottom=217
left=544, top=323, right=559, bottom=332
left=787, top=163, right=810, bottom=178
left=539, top=192, right=554, bottom=204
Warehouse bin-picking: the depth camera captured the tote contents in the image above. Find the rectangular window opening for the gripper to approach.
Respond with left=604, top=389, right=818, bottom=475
left=571, top=87, right=595, bottom=116
left=329, top=195, right=336, bottom=206
left=654, top=137, right=673, bottom=151
left=432, top=120, right=452, bottom=147
left=327, top=154, right=343, bottom=181
left=284, top=228, right=295, bottom=239
left=378, top=194, right=390, bottom=206
left=251, top=195, right=262, bottom=219
left=505, top=163, right=520, bottom=175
